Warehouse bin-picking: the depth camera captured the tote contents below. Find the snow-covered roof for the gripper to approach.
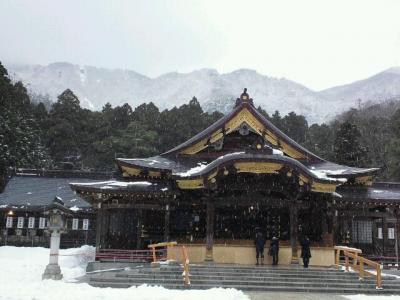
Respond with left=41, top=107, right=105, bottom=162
left=0, top=175, right=93, bottom=210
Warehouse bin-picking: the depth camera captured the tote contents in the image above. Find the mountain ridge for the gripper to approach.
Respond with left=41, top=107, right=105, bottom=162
left=5, top=62, right=400, bottom=123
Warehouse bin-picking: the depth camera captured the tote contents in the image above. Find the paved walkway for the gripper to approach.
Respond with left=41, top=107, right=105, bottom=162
left=246, top=292, right=347, bottom=300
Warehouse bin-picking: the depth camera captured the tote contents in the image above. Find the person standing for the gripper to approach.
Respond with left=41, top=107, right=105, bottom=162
left=269, top=236, right=279, bottom=265
left=254, top=228, right=266, bottom=265
left=301, top=236, right=311, bottom=268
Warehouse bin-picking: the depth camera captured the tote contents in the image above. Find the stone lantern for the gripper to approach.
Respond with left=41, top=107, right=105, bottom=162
left=42, top=197, right=70, bottom=280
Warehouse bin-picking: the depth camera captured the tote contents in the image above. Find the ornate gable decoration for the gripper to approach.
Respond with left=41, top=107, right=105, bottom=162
left=179, top=89, right=309, bottom=160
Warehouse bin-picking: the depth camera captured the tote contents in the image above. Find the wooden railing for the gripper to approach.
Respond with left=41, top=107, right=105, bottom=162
left=148, top=241, right=177, bottom=263
left=334, top=246, right=382, bottom=289
left=148, top=241, right=190, bottom=285
left=181, top=245, right=190, bottom=285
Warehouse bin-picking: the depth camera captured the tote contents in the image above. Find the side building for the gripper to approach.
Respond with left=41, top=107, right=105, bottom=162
left=0, top=169, right=111, bottom=248
left=70, top=89, right=400, bottom=265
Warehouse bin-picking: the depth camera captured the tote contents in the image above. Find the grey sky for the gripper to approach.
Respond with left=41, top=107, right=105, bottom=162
left=1, top=0, right=400, bottom=90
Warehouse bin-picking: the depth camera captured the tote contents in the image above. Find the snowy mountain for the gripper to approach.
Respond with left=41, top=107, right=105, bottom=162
left=319, top=67, right=400, bottom=104
left=5, top=62, right=400, bottom=124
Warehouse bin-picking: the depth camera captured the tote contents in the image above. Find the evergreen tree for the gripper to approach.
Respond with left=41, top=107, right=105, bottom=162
left=0, top=62, right=50, bottom=191
left=281, top=112, right=309, bottom=145
left=334, top=121, right=368, bottom=167
left=306, top=123, right=334, bottom=160
left=388, top=108, right=400, bottom=180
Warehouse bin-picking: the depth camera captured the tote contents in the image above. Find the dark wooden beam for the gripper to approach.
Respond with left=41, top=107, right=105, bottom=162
left=136, top=208, right=143, bottom=249
left=164, top=204, right=170, bottom=242
left=290, top=201, right=299, bottom=264
left=205, top=198, right=215, bottom=261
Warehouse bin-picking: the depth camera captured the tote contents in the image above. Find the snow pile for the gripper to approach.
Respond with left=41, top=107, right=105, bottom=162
left=175, top=162, right=209, bottom=177
left=344, top=295, right=400, bottom=300
left=0, top=246, right=248, bottom=300
left=310, top=169, right=347, bottom=183
left=272, top=148, right=284, bottom=155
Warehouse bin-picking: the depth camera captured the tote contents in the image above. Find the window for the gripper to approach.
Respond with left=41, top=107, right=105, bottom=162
left=388, top=228, right=395, bottom=239
left=72, top=218, right=79, bottom=230
left=6, top=217, right=13, bottom=228
left=39, top=217, right=46, bottom=229
left=28, top=217, right=35, bottom=229
left=378, top=227, right=383, bottom=239
left=82, top=219, right=89, bottom=230
left=17, top=217, right=24, bottom=228
left=352, top=220, right=372, bottom=243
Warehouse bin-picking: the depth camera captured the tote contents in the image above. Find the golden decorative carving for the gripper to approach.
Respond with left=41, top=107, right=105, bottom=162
left=207, top=170, right=218, bottom=181
left=121, top=166, right=141, bottom=177
left=298, top=174, right=310, bottom=184
left=178, top=106, right=309, bottom=161
left=311, top=182, right=337, bottom=193
left=176, top=179, right=205, bottom=189
left=209, top=129, right=224, bottom=144
left=234, top=162, right=283, bottom=174
left=148, top=170, right=161, bottom=177
left=280, top=140, right=307, bottom=160
left=354, top=175, right=373, bottom=186
left=180, top=138, right=208, bottom=155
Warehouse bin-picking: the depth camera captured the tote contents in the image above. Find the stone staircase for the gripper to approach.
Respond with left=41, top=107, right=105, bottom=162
left=86, top=264, right=400, bottom=294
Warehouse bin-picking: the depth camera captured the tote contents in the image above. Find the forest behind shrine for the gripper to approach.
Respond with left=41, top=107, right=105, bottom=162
left=1, top=60, right=400, bottom=192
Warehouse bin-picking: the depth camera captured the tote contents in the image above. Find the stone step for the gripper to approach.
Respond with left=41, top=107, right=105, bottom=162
left=139, top=270, right=356, bottom=278
left=113, top=274, right=378, bottom=283
left=88, top=281, right=400, bottom=294
left=145, top=266, right=345, bottom=275
left=160, top=265, right=343, bottom=272
left=89, top=276, right=400, bottom=288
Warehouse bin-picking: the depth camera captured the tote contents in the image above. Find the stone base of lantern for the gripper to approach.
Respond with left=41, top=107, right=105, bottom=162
left=42, top=264, right=63, bottom=280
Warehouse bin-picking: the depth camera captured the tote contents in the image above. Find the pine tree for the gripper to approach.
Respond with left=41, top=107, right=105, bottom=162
left=0, top=61, right=50, bottom=191
left=334, top=121, right=368, bottom=167
left=388, top=108, right=400, bottom=180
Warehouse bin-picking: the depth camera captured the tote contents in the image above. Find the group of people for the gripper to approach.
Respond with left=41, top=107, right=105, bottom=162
left=254, top=228, right=311, bottom=268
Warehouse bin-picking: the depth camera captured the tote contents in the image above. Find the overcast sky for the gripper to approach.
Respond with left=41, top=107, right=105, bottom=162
left=1, top=0, right=400, bottom=90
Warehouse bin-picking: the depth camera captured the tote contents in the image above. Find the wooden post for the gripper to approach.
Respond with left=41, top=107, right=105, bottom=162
left=383, top=215, right=388, bottom=257
left=345, top=253, right=349, bottom=272
left=151, top=246, right=156, bottom=262
left=136, top=208, right=143, bottom=249
left=335, top=248, right=340, bottom=266
left=164, top=205, right=170, bottom=242
left=290, top=202, right=299, bottom=264
left=359, top=256, right=364, bottom=280
left=377, top=266, right=382, bottom=289
left=353, top=252, right=358, bottom=267
left=205, top=199, right=215, bottom=262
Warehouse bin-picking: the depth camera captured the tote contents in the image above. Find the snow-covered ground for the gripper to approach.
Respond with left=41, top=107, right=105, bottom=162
left=0, top=246, right=248, bottom=300
left=344, top=296, right=400, bottom=300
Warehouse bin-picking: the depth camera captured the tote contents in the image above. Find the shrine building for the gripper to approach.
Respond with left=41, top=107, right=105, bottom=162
left=70, top=89, right=400, bottom=266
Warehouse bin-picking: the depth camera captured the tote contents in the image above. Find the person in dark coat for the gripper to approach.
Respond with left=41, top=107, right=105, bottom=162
left=300, top=236, right=311, bottom=268
left=254, top=228, right=266, bottom=265
left=269, top=236, right=279, bottom=265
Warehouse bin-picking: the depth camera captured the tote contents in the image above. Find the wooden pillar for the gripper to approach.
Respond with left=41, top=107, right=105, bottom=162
left=205, top=199, right=215, bottom=262
left=164, top=205, right=170, bottom=242
left=290, top=202, right=299, bottom=264
left=136, top=208, right=143, bottom=249
left=95, top=208, right=103, bottom=251
left=100, top=209, right=110, bottom=249
left=383, top=215, right=388, bottom=257
left=96, top=205, right=111, bottom=250
left=395, top=209, right=400, bottom=270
